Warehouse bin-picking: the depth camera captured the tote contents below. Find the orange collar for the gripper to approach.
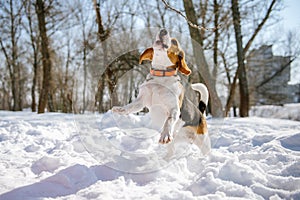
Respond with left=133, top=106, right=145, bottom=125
left=150, top=68, right=177, bottom=77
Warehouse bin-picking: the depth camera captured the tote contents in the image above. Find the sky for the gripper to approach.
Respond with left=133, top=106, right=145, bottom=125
left=280, top=0, right=300, bottom=31
left=280, top=0, right=300, bottom=84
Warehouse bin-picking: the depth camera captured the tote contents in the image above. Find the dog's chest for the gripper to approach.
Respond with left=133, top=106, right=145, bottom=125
left=151, top=49, right=174, bottom=69
left=140, top=75, right=183, bottom=107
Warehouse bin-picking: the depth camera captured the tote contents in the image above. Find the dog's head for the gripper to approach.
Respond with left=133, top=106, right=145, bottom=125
left=139, top=29, right=191, bottom=76
left=153, top=29, right=171, bottom=51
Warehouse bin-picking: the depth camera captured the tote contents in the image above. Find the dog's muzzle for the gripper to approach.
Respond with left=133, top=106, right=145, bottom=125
left=156, top=29, right=170, bottom=49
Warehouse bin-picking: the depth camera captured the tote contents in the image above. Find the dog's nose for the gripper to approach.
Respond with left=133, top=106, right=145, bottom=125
left=159, top=29, right=168, bottom=36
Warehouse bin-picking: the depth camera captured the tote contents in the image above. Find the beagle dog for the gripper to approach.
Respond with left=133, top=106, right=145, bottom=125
left=112, top=29, right=210, bottom=155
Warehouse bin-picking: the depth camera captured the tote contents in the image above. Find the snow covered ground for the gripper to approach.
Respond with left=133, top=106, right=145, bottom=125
left=0, top=110, right=300, bottom=200
left=250, top=103, right=300, bottom=121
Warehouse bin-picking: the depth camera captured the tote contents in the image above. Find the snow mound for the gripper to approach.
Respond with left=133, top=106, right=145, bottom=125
left=280, top=133, right=300, bottom=151
left=0, top=111, right=300, bottom=199
left=31, top=156, right=64, bottom=175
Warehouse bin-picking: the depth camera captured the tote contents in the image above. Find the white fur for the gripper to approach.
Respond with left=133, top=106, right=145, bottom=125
left=191, top=83, right=209, bottom=105
left=151, top=49, right=174, bottom=70
left=112, top=75, right=182, bottom=144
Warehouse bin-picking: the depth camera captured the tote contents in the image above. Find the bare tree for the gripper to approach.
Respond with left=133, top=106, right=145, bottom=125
left=182, top=0, right=224, bottom=117
left=34, top=0, right=74, bottom=113
left=35, top=0, right=54, bottom=113
left=59, top=38, right=73, bottom=113
left=23, top=0, right=40, bottom=112
left=231, top=0, right=249, bottom=117
left=70, top=0, right=95, bottom=113
left=0, top=67, right=11, bottom=110
left=92, top=0, right=110, bottom=112
left=0, top=0, right=25, bottom=111
left=92, top=0, right=136, bottom=112
left=225, top=0, right=277, bottom=116
left=0, top=0, right=290, bottom=116
left=282, top=30, right=300, bottom=58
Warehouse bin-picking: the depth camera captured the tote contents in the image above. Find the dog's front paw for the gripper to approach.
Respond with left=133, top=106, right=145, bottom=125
left=159, top=133, right=173, bottom=144
left=111, top=106, right=127, bottom=115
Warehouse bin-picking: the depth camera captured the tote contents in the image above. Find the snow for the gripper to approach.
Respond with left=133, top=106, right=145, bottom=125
left=250, top=103, right=300, bottom=121
left=0, top=109, right=300, bottom=199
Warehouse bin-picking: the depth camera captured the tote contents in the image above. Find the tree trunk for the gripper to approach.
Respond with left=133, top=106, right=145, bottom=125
left=225, top=0, right=276, bottom=116
left=82, top=42, right=87, bottom=113
left=0, top=0, right=23, bottom=111
left=24, top=0, right=39, bottom=112
left=92, top=0, right=110, bottom=112
left=225, top=71, right=238, bottom=116
left=36, top=0, right=53, bottom=113
left=183, top=0, right=224, bottom=117
left=106, top=67, right=119, bottom=107
left=212, top=0, right=220, bottom=86
left=231, top=0, right=249, bottom=117
left=11, top=0, right=22, bottom=111
left=0, top=38, right=19, bottom=111
left=31, top=58, right=38, bottom=112
left=95, top=78, right=105, bottom=113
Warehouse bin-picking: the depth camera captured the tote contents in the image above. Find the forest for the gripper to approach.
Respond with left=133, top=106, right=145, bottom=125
left=0, top=0, right=299, bottom=117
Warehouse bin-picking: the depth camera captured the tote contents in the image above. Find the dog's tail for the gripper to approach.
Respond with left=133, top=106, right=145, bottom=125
left=191, top=83, right=209, bottom=114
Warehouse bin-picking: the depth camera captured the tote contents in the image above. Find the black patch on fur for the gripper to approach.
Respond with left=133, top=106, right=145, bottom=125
left=180, top=95, right=203, bottom=127
left=198, top=101, right=206, bottom=114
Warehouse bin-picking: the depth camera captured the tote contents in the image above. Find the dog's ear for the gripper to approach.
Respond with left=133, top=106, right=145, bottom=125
left=168, top=38, right=191, bottom=75
left=139, top=48, right=154, bottom=64
left=178, top=50, right=191, bottom=75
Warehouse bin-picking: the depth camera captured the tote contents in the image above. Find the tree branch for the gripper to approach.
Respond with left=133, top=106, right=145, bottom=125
left=244, top=0, right=277, bottom=55
left=160, top=0, right=222, bottom=31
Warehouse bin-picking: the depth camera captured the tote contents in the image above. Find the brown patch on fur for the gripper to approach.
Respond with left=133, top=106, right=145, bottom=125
left=197, top=116, right=207, bottom=134
left=167, top=38, right=191, bottom=76
left=166, top=52, right=179, bottom=69
left=177, top=51, right=191, bottom=75
left=186, top=116, right=208, bottom=135
left=139, top=48, right=154, bottom=64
